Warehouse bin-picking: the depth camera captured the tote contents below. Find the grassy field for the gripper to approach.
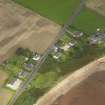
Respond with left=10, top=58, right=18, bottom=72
left=73, top=8, right=105, bottom=34
left=0, top=70, right=8, bottom=87
left=0, top=88, right=13, bottom=105
left=0, top=70, right=13, bottom=105
left=14, top=0, right=105, bottom=35
left=14, top=0, right=80, bottom=24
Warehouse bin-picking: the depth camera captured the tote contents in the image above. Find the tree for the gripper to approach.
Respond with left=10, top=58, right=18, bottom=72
left=31, top=72, right=59, bottom=89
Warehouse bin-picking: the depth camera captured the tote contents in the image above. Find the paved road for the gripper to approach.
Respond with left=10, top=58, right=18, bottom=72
left=8, top=0, right=86, bottom=105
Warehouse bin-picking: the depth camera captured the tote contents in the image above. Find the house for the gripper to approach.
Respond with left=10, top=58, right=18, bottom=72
left=53, top=52, right=62, bottom=59
left=18, top=70, right=29, bottom=78
left=6, top=78, right=22, bottom=90
left=53, top=46, right=59, bottom=52
left=53, top=45, right=61, bottom=52
left=26, top=63, right=33, bottom=68
left=24, top=63, right=34, bottom=71
left=66, top=29, right=83, bottom=38
left=60, top=41, right=76, bottom=51
left=73, top=31, right=84, bottom=38
left=89, top=31, right=105, bottom=44
left=25, top=57, right=29, bottom=61
left=52, top=45, right=62, bottom=59
left=32, top=53, right=41, bottom=61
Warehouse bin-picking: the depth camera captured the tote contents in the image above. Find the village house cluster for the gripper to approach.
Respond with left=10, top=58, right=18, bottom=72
left=89, top=29, right=105, bottom=45
left=6, top=48, right=41, bottom=90
left=5, top=28, right=105, bottom=90
left=52, top=27, right=85, bottom=60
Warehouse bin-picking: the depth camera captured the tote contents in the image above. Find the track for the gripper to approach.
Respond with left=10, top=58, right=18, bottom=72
left=8, top=0, right=86, bottom=105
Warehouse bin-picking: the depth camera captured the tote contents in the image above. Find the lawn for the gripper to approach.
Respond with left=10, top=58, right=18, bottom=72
left=73, top=8, right=105, bottom=34
left=0, top=88, right=14, bottom=105
left=14, top=0, right=80, bottom=24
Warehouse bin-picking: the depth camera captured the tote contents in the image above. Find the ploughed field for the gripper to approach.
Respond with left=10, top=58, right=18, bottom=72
left=53, top=58, right=105, bottom=105
left=86, top=0, right=105, bottom=17
left=55, top=71, right=105, bottom=105
left=0, top=0, right=60, bottom=62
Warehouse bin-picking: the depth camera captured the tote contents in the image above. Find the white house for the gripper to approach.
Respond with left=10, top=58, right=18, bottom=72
left=53, top=52, right=62, bottom=59
left=73, top=31, right=84, bottom=38
left=61, top=42, right=76, bottom=51
left=32, top=54, right=41, bottom=61
left=6, top=78, right=22, bottom=90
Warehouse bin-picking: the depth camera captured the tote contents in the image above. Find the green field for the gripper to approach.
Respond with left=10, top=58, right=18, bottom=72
left=14, top=0, right=80, bottom=24
left=73, top=8, right=105, bottom=34
left=15, top=0, right=105, bottom=34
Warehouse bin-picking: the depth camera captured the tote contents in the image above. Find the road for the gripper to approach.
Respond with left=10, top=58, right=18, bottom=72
left=8, top=0, right=86, bottom=105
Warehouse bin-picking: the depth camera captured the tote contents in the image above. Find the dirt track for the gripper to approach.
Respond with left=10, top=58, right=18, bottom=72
left=0, top=0, right=60, bottom=62
left=34, top=56, right=105, bottom=105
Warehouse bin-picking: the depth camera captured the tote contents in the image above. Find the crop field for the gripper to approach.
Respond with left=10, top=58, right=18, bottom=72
left=0, top=0, right=60, bottom=62
left=14, top=0, right=80, bottom=24
left=86, top=0, right=105, bottom=17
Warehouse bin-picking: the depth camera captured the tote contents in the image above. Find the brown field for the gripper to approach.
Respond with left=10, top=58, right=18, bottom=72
left=34, top=57, right=105, bottom=105
left=0, top=70, right=8, bottom=87
left=55, top=71, right=105, bottom=105
left=0, top=0, right=60, bottom=62
left=86, top=0, right=105, bottom=17
left=53, top=58, right=105, bottom=105
left=0, top=88, right=13, bottom=105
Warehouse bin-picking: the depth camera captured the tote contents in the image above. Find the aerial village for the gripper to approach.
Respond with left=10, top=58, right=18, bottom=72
left=0, top=27, right=104, bottom=91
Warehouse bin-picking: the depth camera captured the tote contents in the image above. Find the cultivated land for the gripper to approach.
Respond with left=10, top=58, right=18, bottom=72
left=56, top=70, right=105, bottom=105
left=86, top=0, right=105, bottom=17
left=0, top=0, right=60, bottom=62
left=34, top=56, right=105, bottom=105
